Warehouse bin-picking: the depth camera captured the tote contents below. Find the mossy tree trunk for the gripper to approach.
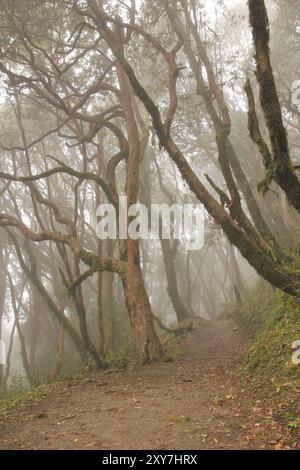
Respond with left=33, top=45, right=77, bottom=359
left=248, top=0, right=300, bottom=211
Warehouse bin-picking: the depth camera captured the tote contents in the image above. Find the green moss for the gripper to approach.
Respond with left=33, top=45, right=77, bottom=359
left=0, top=383, right=55, bottom=418
left=163, top=336, right=184, bottom=359
left=231, top=281, right=300, bottom=433
left=170, top=320, right=194, bottom=336
left=232, top=281, right=300, bottom=399
left=244, top=321, right=300, bottom=380
left=105, top=336, right=138, bottom=369
left=288, top=418, right=300, bottom=430
left=161, top=321, right=194, bottom=360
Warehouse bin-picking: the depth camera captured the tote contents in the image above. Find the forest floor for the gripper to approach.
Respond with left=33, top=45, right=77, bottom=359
left=0, top=318, right=299, bottom=450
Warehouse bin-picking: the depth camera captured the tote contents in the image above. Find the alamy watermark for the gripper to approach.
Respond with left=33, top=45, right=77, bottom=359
left=95, top=196, right=205, bottom=251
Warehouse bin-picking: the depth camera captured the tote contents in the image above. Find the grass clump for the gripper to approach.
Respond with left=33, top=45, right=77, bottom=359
left=0, top=382, right=55, bottom=418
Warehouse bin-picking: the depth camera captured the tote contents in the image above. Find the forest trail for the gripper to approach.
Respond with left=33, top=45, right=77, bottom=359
left=0, top=318, right=294, bottom=450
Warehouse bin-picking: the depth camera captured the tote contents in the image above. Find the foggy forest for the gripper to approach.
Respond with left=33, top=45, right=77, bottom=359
left=0, top=0, right=300, bottom=453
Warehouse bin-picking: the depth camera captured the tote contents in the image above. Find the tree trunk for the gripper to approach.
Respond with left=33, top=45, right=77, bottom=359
left=48, top=294, right=66, bottom=382
left=28, top=284, right=41, bottom=385
left=248, top=0, right=300, bottom=212
left=160, top=238, right=191, bottom=323
left=8, top=232, right=91, bottom=367
left=101, top=239, right=116, bottom=354
left=96, top=135, right=105, bottom=357
left=0, top=248, right=7, bottom=388
left=113, top=26, right=163, bottom=362
left=122, top=264, right=163, bottom=363
left=8, top=274, right=34, bottom=387
left=2, top=321, right=16, bottom=392
left=101, top=1, right=300, bottom=297
left=48, top=325, right=65, bottom=382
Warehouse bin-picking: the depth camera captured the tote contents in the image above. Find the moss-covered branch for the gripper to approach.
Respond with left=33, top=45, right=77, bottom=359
left=248, top=0, right=300, bottom=211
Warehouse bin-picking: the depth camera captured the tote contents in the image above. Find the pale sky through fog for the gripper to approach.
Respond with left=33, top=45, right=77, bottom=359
left=205, top=0, right=241, bottom=16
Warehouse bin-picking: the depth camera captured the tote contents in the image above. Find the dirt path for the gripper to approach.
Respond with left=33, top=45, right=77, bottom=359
left=0, top=319, right=294, bottom=450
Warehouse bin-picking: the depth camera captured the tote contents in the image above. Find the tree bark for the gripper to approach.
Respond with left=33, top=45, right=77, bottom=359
left=248, top=0, right=300, bottom=211
left=113, top=21, right=163, bottom=362
left=48, top=325, right=65, bottom=383
left=122, top=264, right=163, bottom=363
left=160, top=238, right=192, bottom=323
left=0, top=248, right=7, bottom=388
left=28, top=283, right=42, bottom=385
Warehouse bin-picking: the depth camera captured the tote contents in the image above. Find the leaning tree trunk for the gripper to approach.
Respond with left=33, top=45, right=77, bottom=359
left=8, top=232, right=92, bottom=367
left=94, top=0, right=300, bottom=297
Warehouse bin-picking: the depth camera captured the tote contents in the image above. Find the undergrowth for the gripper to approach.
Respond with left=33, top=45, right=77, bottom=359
left=231, top=280, right=300, bottom=430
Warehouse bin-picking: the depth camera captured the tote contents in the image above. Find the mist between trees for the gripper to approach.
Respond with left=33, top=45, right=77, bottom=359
left=0, top=0, right=300, bottom=393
